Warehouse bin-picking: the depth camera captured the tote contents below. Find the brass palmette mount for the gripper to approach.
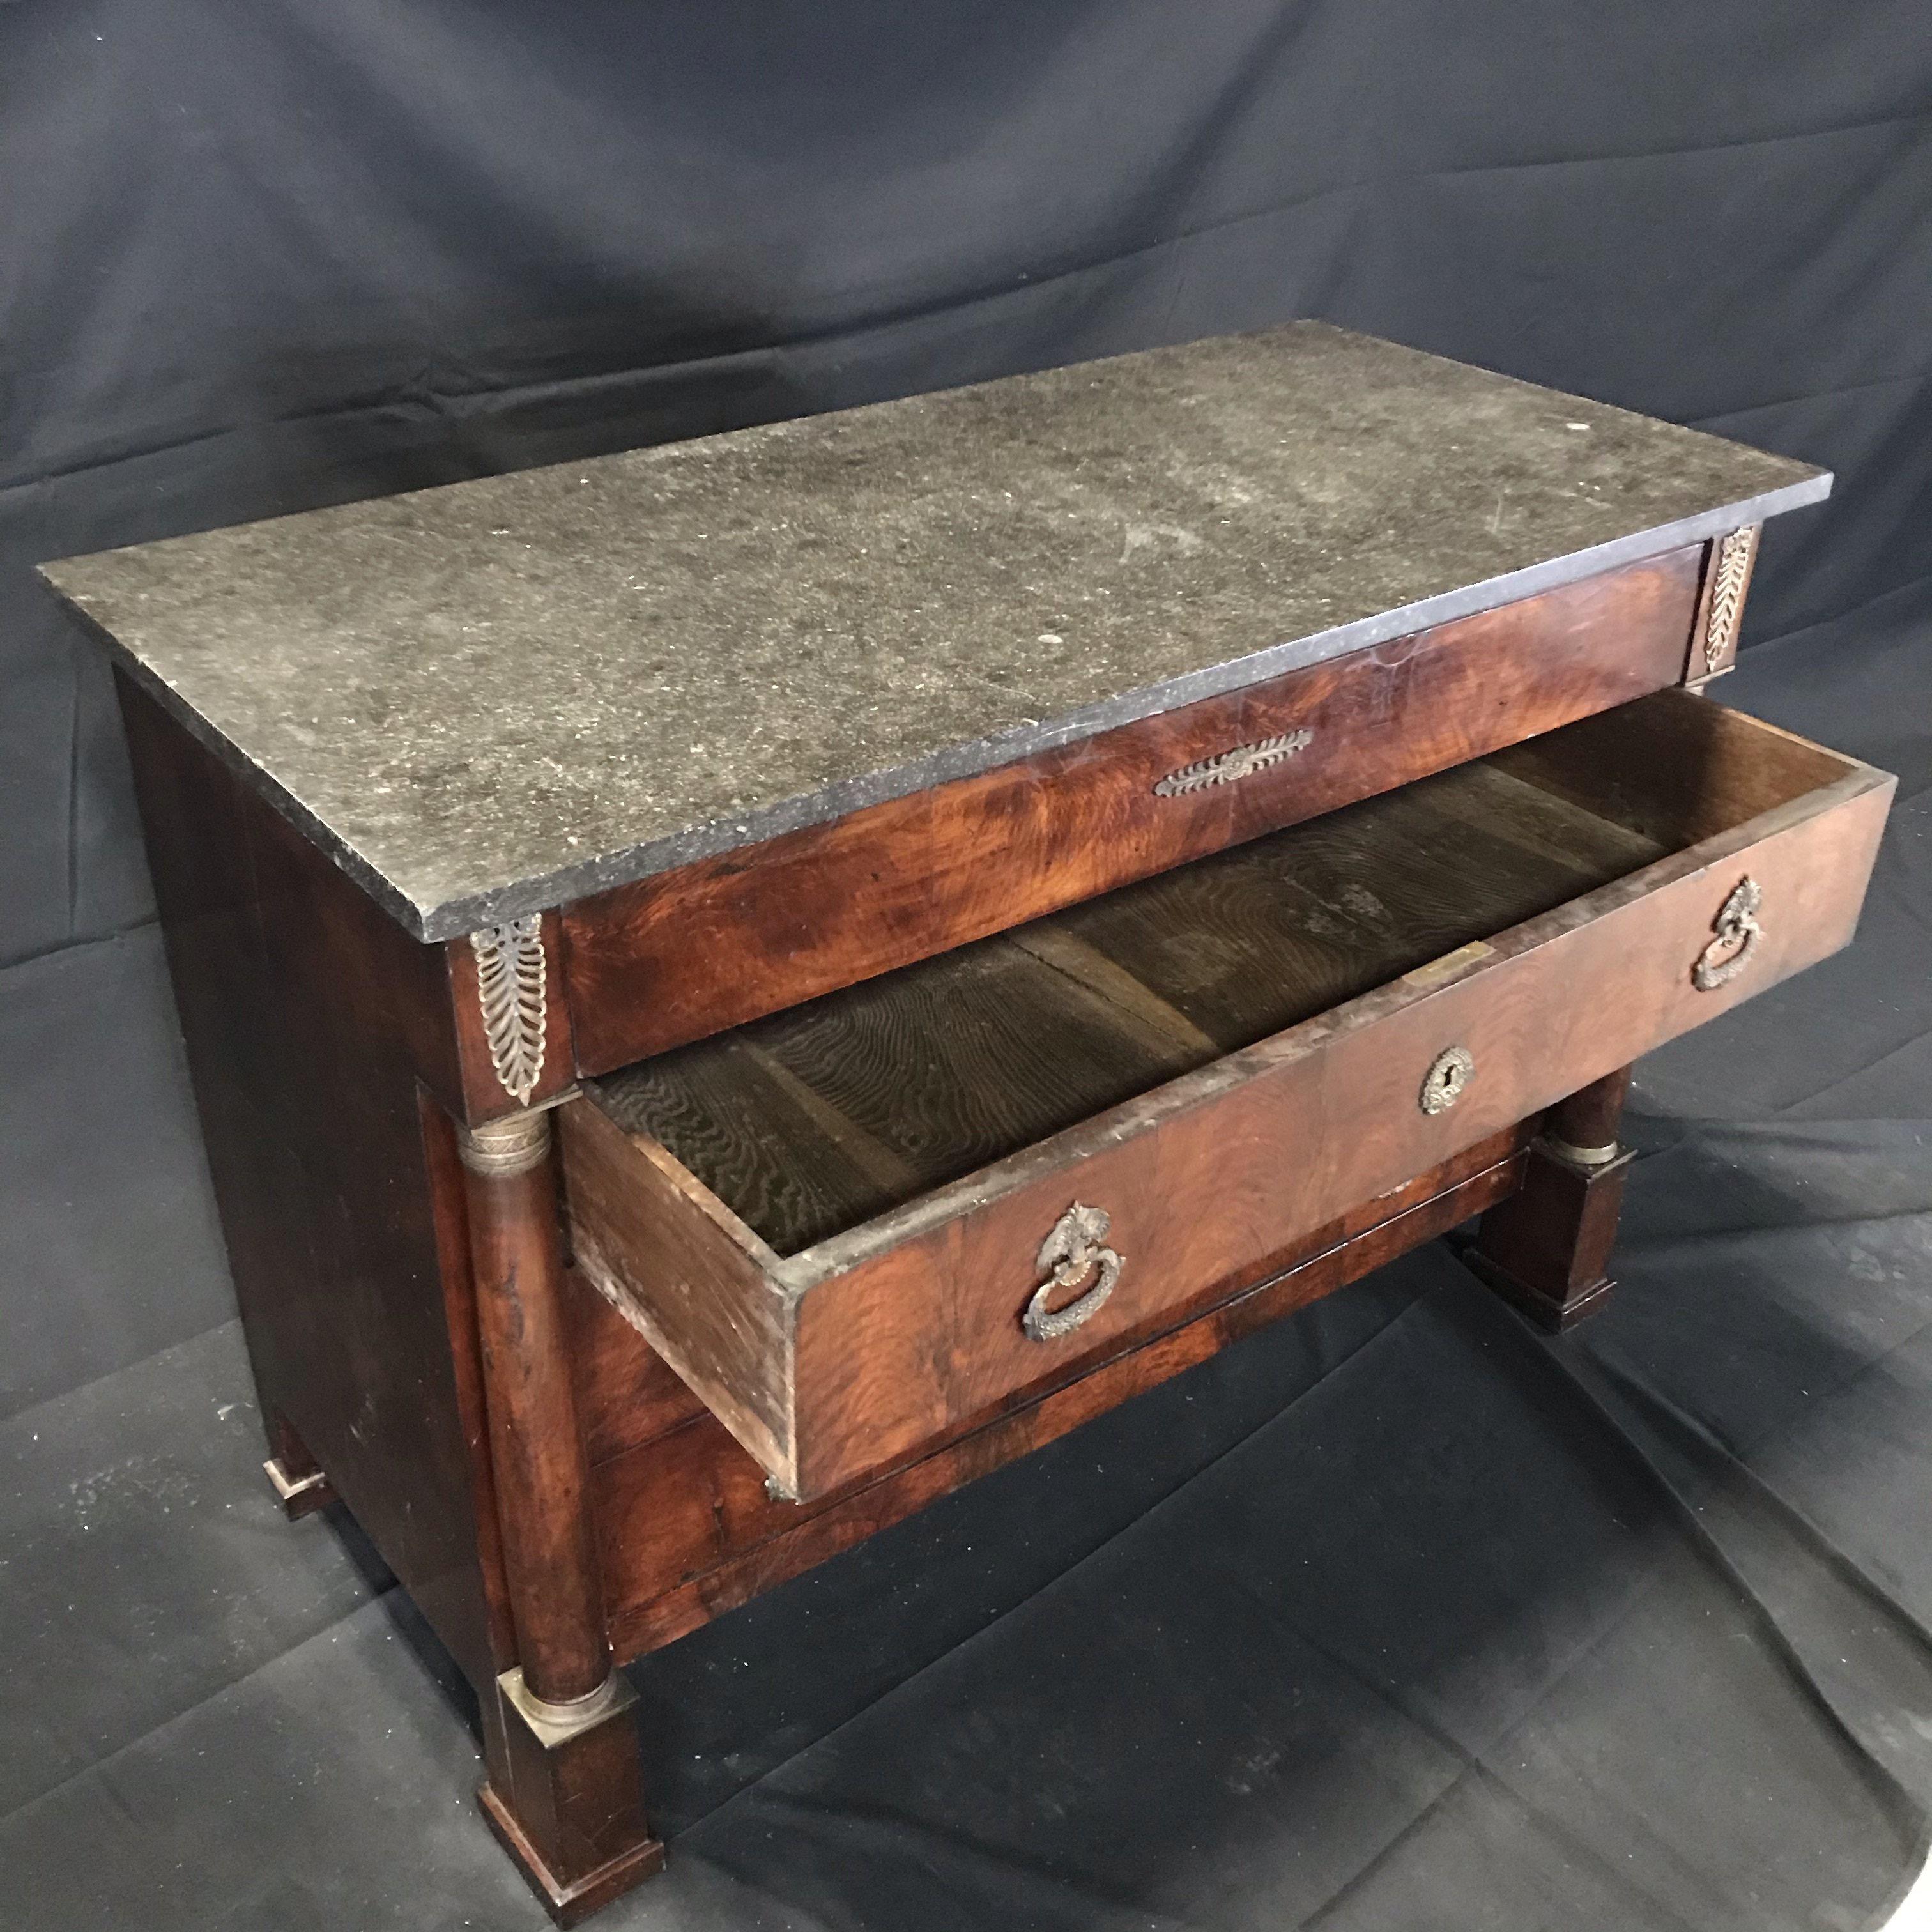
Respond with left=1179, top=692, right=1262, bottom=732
left=470, top=914, right=548, bottom=1103
left=1153, top=729, right=1313, bottom=797
left=1703, top=526, right=1760, bottom=675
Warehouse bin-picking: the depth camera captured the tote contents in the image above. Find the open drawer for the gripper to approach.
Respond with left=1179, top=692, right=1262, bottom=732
left=560, top=691, right=1892, bottom=1499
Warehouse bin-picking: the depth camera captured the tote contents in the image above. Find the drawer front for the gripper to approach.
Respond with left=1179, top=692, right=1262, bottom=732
left=563, top=547, right=1703, bottom=1071
left=779, top=760, right=1889, bottom=1494
left=586, top=1131, right=1533, bottom=1662
left=562, top=702, right=1891, bottom=1501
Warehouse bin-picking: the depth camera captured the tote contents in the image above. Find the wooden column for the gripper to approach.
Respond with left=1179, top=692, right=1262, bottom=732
left=1469, top=1067, right=1636, bottom=1331
left=458, top=1108, right=664, bottom=1924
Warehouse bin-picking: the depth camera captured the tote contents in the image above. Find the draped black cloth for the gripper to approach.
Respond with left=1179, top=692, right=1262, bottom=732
left=4, top=6, right=1929, bottom=1926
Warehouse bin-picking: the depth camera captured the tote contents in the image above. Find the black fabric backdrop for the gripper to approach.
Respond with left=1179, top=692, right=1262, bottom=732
left=3, top=6, right=1930, bottom=1928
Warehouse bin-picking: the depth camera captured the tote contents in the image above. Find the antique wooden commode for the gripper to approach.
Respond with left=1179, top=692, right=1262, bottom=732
left=45, top=325, right=1892, bottom=1920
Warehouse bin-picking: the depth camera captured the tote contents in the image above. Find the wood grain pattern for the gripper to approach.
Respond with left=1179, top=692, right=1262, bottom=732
left=124, top=682, right=659, bottom=1910
left=117, top=677, right=506, bottom=1698
left=563, top=548, right=1705, bottom=1072
left=1472, top=1065, right=1638, bottom=1330
left=1546, top=1064, right=1634, bottom=1156
left=791, top=728, right=1889, bottom=1495
left=420, top=1096, right=521, bottom=1699
left=595, top=1143, right=1529, bottom=1662
left=592, top=760, right=1665, bottom=1255
left=563, top=1101, right=795, bottom=1480
left=568, top=1274, right=708, bottom=1469
left=571, top=1126, right=1529, bottom=1476
left=1487, top=695, right=1850, bottom=850
left=461, top=1118, right=612, bottom=1705
left=566, top=693, right=1892, bottom=1500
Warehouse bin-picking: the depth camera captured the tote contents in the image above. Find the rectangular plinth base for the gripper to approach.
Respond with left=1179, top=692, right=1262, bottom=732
left=1469, top=1139, right=1637, bottom=1333
left=1464, top=1250, right=1617, bottom=1332
left=479, top=1782, right=664, bottom=1927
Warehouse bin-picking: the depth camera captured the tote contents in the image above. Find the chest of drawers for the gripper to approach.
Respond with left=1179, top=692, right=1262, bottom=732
left=43, top=323, right=1888, bottom=1922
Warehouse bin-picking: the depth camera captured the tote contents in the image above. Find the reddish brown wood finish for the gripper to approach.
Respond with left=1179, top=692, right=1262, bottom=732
left=481, top=1665, right=661, bottom=1926
left=121, top=682, right=659, bottom=1920
left=571, top=1126, right=1528, bottom=1476
left=1469, top=1142, right=1634, bottom=1330
left=565, top=1117, right=793, bottom=1479
left=564, top=696, right=1894, bottom=1500
left=420, top=1095, right=521, bottom=1701
left=1545, top=1064, right=1634, bottom=1158
left=563, top=549, right=1705, bottom=1071
left=463, top=1108, right=663, bottom=1913
left=482, top=1767, right=663, bottom=1927
left=568, top=1282, right=707, bottom=1469
left=118, top=676, right=507, bottom=1697
left=1471, top=1064, right=1638, bottom=1330
left=117, top=584, right=1885, bottom=1928
left=448, top=1104, right=665, bottom=1917
left=461, top=1113, right=612, bottom=1706
left=595, top=1143, right=1527, bottom=1662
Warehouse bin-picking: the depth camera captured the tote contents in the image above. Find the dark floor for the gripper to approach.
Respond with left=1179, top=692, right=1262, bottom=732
left=4, top=601, right=1929, bottom=1932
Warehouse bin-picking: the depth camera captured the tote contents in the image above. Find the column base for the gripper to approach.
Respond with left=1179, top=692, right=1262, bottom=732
left=482, top=1667, right=663, bottom=1924
left=479, top=1781, right=664, bottom=1926
left=1471, top=1140, right=1636, bottom=1333
left=1463, top=1250, right=1616, bottom=1333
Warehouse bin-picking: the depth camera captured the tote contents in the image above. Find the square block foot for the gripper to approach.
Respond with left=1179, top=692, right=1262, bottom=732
left=479, top=1781, right=664, bottom=1926
left=1464, top=1252, right=1615, bottom=1333
left=263, top=1455, right=335, bottom=1521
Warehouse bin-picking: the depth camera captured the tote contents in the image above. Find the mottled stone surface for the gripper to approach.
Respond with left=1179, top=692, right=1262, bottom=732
left=44, top=323, right=1828, bottom=941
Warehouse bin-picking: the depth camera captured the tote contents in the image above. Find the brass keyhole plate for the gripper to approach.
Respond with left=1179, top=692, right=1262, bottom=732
left=1420, top=1045, right=1474, bottom=1115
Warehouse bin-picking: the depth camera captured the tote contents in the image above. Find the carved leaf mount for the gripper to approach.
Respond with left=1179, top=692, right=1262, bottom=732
left=470, top=914, right=548, bottom=1103
left=1703, top=526, right=1759, bottom=674
left=1154, top=729, right=1313, bottom=797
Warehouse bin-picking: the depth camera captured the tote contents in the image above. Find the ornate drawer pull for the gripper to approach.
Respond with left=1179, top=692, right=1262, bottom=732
left=1420, top=1045, right=1474, bottom=1115
left=1153, top=730, right=1312, bottom=796
left=1693, top=877, right=1763, bottom=991
left=1022, top=1203, right=1123, bottom=1342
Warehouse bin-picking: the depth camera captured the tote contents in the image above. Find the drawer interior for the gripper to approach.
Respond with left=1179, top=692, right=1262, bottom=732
left=586, top=693, right=1855, bottom=1257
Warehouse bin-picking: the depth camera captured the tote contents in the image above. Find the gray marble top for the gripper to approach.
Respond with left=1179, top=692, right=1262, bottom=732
left=44, top=323, right=1828, bottom=942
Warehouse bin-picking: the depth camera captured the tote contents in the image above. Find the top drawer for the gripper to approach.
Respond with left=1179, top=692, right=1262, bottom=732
left=561, top=693, right=1892, bottom=1501
left=562, top=548, right=1707, bottom=1070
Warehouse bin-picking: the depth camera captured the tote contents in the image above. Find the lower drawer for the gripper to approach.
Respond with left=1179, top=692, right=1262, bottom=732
left=560, top=692, right=1892, bottom=1499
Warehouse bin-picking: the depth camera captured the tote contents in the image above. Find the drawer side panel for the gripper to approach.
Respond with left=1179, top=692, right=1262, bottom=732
left=560, top=1100, right=795, bottom=1487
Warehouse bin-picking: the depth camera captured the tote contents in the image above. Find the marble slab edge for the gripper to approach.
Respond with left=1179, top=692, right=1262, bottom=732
left=47, top=469, right=1830, bottom=946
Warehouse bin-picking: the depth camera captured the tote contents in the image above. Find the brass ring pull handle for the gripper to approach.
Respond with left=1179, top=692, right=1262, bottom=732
left=1022, top=1202, right=1123, bottom=1342
left=1692, top=877, right=1763, bottom=992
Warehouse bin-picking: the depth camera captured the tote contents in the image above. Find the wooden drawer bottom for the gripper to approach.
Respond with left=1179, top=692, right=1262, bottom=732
left=562, top=691, right=1892, bottom=1501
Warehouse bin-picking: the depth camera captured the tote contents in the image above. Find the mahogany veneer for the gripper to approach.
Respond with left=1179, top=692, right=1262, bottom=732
left=563, top=545, right=1705, bottom=1068
left=45, top=325, right=1876, bottom=1920
left=564, top=694, right=1890, bottom=1499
